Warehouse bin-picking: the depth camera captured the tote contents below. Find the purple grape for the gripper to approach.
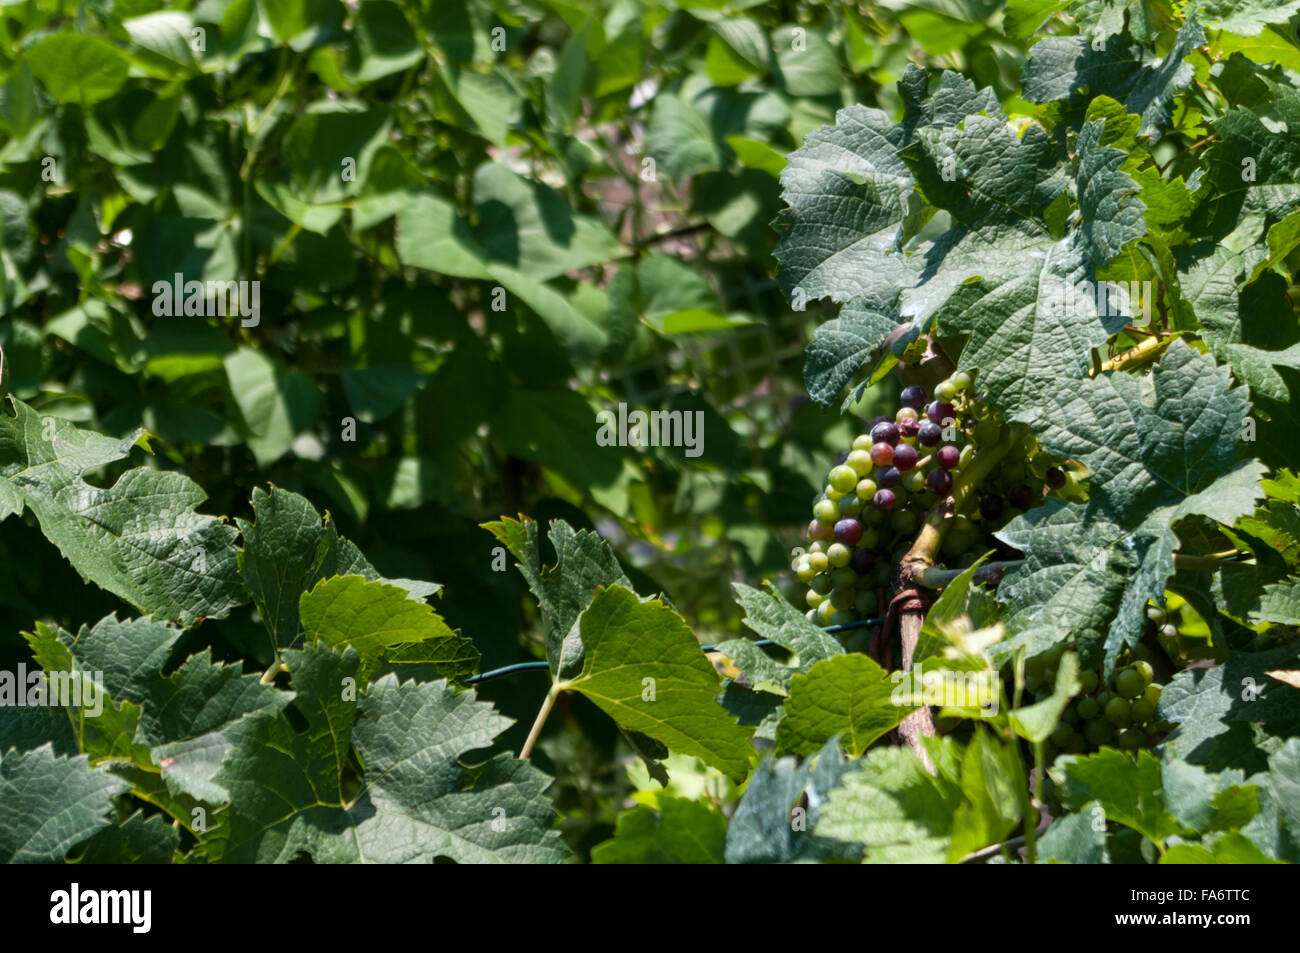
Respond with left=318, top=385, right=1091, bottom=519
left=869, top=442, right=894, bottom=467
left=871, top=415, right=892, bottom=427
left=1045, top=466, right=1066, bottom=488
left=876, top=466, right=901, bottom=488
left=1008, top=483, right=1034, bottom=509
left=870, top=421, right=900, bottom=446
left=873, top=489, right=896, bottom=510
left=936, top=445, right=960, bottom=469
left=893, top=443, right=919, bottom=471
left=925, top=468, right=953, bottom=495
left=900, top=385, right=927, bottom=409
left=850, top=547, right=875, bottom=574
left=979, top=495, right=1004, bottom=521
left=898, top=417, right=920, bottom=438
left=918, top=421, right=942, bottom=447
left=834, top=518, right=863, bottom=546
left=927, top=401, right=956, bottom=424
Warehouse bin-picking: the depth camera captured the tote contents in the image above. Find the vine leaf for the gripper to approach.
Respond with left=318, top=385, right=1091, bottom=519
left=774, top=654, right=908, bottom=757
left=0, top=397, right=245, bottom=626
left=0, top=744, right=127, bottom=863
left=299, top=574, right=479, bottom=685
left=996, top=342, right=1265, bottom=670
left=591, top=796, right=726, bottom=864
left=1021, top=17, right=1206, bottom=139
left=1055, top=749, right=1187, bottom=846
left=193, top=646, right=567, bottom=863
left=482, top=516, right=632, bottom=677
left=238, top=485, right=439, bottom=652
left=724, top=738, right=861, bottom=864
left=562, top=585, right=755, bottom=782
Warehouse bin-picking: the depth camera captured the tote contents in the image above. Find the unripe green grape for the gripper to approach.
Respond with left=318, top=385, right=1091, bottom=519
left=809, top=540, right=828, bottom=555
left=951, top=371, right=972, bottom=392
left=1116, top=728, right=1144, bottom=752
left=860, top=527, right=882, bottom=549
left=852, top=434, right=874, bottom=452
left=861, top=506, right=885, bottom=526
left=829, top=610, right=854, bottom=626
left=901, top=469, right=926, bottom=493
left=896, top=406, right=920, bottom=423
left=837, top=495, right=863, bottom=518
left=814, top=499, right=838, bottom=525
left=807, top=551, right=829, bottom=574
left=1062, top=704, right=1081, bottom=725
left=829, top=465, right=859, bottom=493
left=1085, top=718, right=1116, bottom=746
left=1130, top=699, right=1155, bottom=724
left=1142, top=682, right=1162, bottom=705
left=874, top=563, right=892, bottom=585
left=827, top=543, right=852, bottom=567
left=810, top=574, right=831, bottom=595
left=826, top=487, right=845, bottom=502
left=830, top=587, right=856, bottom=610
left=830, top=567, right=856, bottom=589
left=1096, top=689, right=1113, bottom=707
left=1131, top=643, right=1152, bottom=662
left=856, top=478, right=879, bottom=500
left=806, top=589, right=823, bottom=609
left=1076, top=696, right=1101, bottom=720
left=817, top=600, right=837, bottom=624
left=1079, top=670, right=1099, bottom=694
left=1115, top=668, right=1145, bottom=699
left=935, top=380, right=957, bottom=403
left=1131, top=660, right=1154, bottom=686
left=1104, top=696, right=1131, bottom=728
left=1050, top=722, right=1075, bottom=746
left=795, top=557, right=816, bottom=583
left=1146, top=605, right=1166, bottom=625
left=1025, top=673, right=1042, bottom=695
left=890, top=509, right=919, bottom=536
left=846, top=449, right=874, bottom=477
left=805, top=609, right=819, bottom=623
left=855, top=590, right=877, bottom=615
left=1065, top=736, right=1088, bottom=755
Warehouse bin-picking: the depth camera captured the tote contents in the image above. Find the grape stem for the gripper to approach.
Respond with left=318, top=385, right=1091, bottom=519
left=520, top=683, right=563, bottom=760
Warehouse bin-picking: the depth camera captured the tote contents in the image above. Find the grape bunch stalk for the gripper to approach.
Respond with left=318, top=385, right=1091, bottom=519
left=790, top=371, right=1077, bottom=649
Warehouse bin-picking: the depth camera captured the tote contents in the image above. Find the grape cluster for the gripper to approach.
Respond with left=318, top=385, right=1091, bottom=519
left=790, top=372, right=1074, bottom=635
left=1027, top=640, right=1169, bottom=761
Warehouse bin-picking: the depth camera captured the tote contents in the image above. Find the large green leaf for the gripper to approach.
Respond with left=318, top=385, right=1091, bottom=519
left=26, top=34, right=131, bottom=105
left=194, top=646, right=566, bottom=863
left=0, top=397, right=245, bottom=626
left=996, top=343, right=1266, bottom=669
left=1055, top=749, right=1187, bottom=847
left=0, top=745, right=127, bottom=863
left=563, top=585, right=755, bottom=781
left=775, top=654, right=909, bottom=756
